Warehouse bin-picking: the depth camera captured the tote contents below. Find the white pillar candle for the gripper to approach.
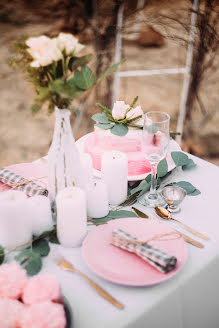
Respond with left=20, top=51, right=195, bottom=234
left=27, top=196, right=53, bottom=236
left=0, top=190, right=32, bottom=249
left=80, top=153, right=93, bottom=186
left=86, top=181, right=109, bottom=218
left=56, top=187, right=87, bottom=247
left=101, top=151, right=128, bottom=205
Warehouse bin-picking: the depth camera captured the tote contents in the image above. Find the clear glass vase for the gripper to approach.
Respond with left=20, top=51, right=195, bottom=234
left=48, top=107, right=85, bottom=201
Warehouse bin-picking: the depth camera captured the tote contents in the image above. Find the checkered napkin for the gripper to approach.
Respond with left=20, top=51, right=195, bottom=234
left=111, top=229, right=177, bottom=273
left=0, top=167, right=48, bottom=197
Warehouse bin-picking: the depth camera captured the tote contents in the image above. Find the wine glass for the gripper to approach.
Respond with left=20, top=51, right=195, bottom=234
left=139, top=111, right=170, bottom=207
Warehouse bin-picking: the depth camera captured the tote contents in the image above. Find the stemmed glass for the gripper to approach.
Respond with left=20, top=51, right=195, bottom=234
left=139, top=111, right=170, bottom=207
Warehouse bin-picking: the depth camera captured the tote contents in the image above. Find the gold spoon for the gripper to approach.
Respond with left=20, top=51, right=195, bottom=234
left=155, top=207, right=210, bottom=241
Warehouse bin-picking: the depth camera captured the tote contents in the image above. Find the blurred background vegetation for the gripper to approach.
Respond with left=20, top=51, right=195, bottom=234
left=0, top=0, right=218, bottom=166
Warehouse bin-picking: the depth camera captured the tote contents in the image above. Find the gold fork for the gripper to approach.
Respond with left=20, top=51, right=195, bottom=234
left=54, top=254, right=124, bottom=310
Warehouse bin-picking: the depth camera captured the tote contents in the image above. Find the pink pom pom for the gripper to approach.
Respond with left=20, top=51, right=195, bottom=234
left=0, top=262, right=27, bottom=299
left=0, top=298, right=25, bottom=328
left=19, top=302, right=66, bottom=328
left=22, top=274, right=61, bottom=305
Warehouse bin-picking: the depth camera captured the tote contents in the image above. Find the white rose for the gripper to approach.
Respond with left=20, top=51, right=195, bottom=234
left=57, top=32, right=84, bottom=55
left=26, top=36, right=62, bottom=67
left=112, top=101, right=129, bottom=120
left=126, top=105, right=144, bottom=125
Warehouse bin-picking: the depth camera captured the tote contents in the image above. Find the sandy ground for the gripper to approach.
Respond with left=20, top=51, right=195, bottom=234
left=0, top=6, right=218, bottom=167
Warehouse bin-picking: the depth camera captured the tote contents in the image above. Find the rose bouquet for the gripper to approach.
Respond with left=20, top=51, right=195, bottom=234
left=10, top=32, right=121, bottom=114
left=92, top=96, right=144, bottom=136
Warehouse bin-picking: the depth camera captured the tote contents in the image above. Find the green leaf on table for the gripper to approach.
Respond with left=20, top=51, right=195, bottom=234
left=182, top=158, right=197, bottom=170
left=171, top=151, right=189, bottom=167
left=95, top=123, right=114, bottom=129
left=139, top=183, right=151, bottom=197
left=49, top=232, right=60, bottom=244
left=32, top=239, right=50, bottom=257
left=0, top=246, right=4, bottom=265
left=157, top=158, right=168, bottom=178
left=15, top=249, right=42, bottom=276
left=25, top=252, right=42, bottom=276
left=189, top=189, right=201, bottom=196
left=74, top=66, right=95, bottom=90
left=92, top=113, right=110, bottom=124
left=96, top=59, right=125, bottom=84
left=111, top=124, right=128, bottom=136
left=131, top=179, right=149, bottom=195
left=109, top=210, right=137, bottom=218
left=119, top=194, right=138, bottom=207
left=174, top=181, right=196, bottom=194
left=68, top=54, right=93, bottom=71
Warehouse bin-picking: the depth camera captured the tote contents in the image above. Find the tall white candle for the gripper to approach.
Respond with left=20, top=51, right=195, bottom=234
left=27, top=196, right=54, bottom=236
left=86, top=181, right=109, bottom=218
left=101, top=151, right=128, bottom=205
left=80, top=153, right=93, bottom=186
left=56, top=187, right=87, bottom=247
left=0, top=190, right=32, bottom=249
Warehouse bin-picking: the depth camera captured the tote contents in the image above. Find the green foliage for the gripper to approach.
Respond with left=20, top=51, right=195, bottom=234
left=15, top=249, right=42, bottom=276
left=91, top=210, right=137, bottom=225
left=111, top=124, right=129, bottom=136
left=95, top=123, right=114, bottom=129
left=182, top=158, right=197, bottom=170
left=157, top=159, right=168, bottom=178
left=10, top=36, right=123, bottom=114
left=32, top=239, right=50, bottom=256
left=0, top=246, right=4, bottom=265
left=92, top=113, right=109, bottom=124
left=171, top=151, right=189, bottom=167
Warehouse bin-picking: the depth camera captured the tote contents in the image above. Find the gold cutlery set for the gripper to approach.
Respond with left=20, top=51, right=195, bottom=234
left=54, top=206, right=209, bottom=310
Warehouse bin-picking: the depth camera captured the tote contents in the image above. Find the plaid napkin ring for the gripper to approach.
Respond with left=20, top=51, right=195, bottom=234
left=0, top=168, right=48, bottom=197
left=111, top=228, right=178, bottom=274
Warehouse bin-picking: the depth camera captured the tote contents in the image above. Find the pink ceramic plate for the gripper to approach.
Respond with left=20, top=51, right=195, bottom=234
left=0, top=162, right=48, bottom=193
left=82, top=218, right=187, bottom=286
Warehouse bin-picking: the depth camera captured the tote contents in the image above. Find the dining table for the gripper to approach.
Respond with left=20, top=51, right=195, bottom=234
left=35, top=153, right=219, bottom=328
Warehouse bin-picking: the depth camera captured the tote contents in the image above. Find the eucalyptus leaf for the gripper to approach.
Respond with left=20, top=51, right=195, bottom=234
left=157, top=159, right=168, bottom=178
left=189, top=189, right=201, bottom=196
left=15, top=249, right=32, bottom=264
left=25, top=252, right=42, bottom=276
left=182, top=158, right=197, bottom=170
left=111, top=124, right=128, bottom=136
left=138, top=183, right=151, bottom=197
left=92, top=113, right=109, bottom=124
left=174, top=181, right=196, bottom=194
left=0, top=246, right=4, bottom=265
left=95, top=123, right=114, bottom=129
left=49, top=232, right=60, bottom=244
left=119, top=194, right=138, bottom=207
left=171, top=151, right=189, bottom=167
left=131, top=180, right=149, bottom=195
left=108, top=210, right=137, bottom=218
left=32, top=239, right=50, bottom=257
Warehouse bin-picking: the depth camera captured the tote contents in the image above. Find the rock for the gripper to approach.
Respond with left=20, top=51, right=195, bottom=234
left=138, top=25, right=165, bottom=47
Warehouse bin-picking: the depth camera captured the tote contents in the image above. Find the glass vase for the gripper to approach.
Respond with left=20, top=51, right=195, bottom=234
left=48, top=107, right=85, bottom=201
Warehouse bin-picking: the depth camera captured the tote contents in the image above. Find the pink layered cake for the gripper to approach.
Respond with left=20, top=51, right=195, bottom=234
left=84, top=126, right=151, bottom=176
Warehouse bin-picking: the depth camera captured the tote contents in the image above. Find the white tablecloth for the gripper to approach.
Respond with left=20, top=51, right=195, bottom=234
left=41, top=154, right=219, bottom=328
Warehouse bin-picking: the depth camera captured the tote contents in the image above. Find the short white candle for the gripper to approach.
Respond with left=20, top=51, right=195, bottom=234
left=0, top=190, right=32, bottom=249
left=80, top=153, right=93, bottom=186
left=86, top=181, right=109, bottom=218
left=56, top=187, right=87, bottom=247
left=101, top=151, right=128, bottom=205
left=27, top=196, right=54, bottom=236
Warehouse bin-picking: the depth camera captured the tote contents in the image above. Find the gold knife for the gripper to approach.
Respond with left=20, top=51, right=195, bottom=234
left=131, top=207, right=204, bottom=248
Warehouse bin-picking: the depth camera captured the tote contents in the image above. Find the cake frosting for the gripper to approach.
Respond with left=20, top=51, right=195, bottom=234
left=84, top=126, right=152, bottom=176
